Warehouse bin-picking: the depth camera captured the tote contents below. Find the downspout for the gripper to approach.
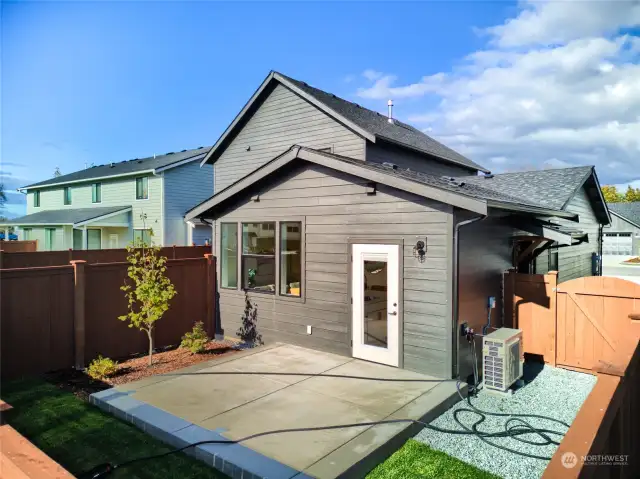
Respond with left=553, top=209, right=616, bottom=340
left=597, top=223, right=604, bottom=275
left=452, top=214, right=487, bottom=378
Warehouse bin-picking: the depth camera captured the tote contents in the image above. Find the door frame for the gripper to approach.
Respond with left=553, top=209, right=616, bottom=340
left=347, top=237, right=404, bottom=368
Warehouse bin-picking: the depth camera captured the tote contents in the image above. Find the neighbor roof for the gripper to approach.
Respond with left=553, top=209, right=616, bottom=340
left=457, top=166, right=610, bottom=225
left=187, top=145, right=580, bottom=222
left=457, top=167, right=593, bottom=210
left=7, top=206, right=131, bottom=226
left=202, top=71, right=489, bottom=173
left=608, top=202, right=640, bottom=228
left=20, top=147, right=211, bottom=190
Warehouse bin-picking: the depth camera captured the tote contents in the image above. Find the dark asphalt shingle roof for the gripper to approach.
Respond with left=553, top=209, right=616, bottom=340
left=455, top=166, right=594, bottom=210
left=8, top=206, right=131, bottom=225
left=278, top=73, right=489, bottom=173
left=608, top=202, right=640, bottom=227
left=22, top=147, right=211, bottom=189
left=301, top=147, right=562, bottom=210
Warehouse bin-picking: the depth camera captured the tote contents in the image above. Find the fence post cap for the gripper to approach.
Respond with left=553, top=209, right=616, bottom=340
left=204, top=253, right=213, bottom=259
left=69, top=260, right=87, bottom=265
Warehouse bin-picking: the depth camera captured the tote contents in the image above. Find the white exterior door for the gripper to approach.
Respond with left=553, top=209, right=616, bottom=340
left=109, top=234, right=119, bottom=249
left=351, top=243, right=400, bottom=367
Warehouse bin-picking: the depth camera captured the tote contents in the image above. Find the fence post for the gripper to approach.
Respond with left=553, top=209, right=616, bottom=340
left=547, top=271, right=558, bottom=366
left=173, top=245, right=177, bottom=260
left=0, top=250, right=3, bottom=270
left=205, top=254, right=216, bottom=337
left=70, top=260, right=87, bottom=369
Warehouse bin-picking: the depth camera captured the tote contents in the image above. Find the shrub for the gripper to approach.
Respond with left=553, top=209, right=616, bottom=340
left=87, top=355, right=118, bottom=380
left=237, top=291, right=263, bottom=346
left=180, top=321, right=209, bottom=354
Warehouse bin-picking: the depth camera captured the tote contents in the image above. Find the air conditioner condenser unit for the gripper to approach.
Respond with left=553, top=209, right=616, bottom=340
left=482, top=328, right=523, bottom=394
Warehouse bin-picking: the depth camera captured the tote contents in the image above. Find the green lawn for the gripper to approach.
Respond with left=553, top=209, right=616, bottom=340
left=367, top=439, right=499, bottom=479
left=1, top=378, right=224, bottom=478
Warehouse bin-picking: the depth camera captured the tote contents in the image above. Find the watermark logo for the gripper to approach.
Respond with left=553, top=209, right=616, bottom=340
left=560, top=452, right=629, bottom=468
left=562, top=452, right=578, bottom=469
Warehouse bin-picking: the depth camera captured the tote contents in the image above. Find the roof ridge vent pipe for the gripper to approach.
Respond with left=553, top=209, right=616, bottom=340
left=387, top=99, right=394, bottom=124
left=452, top=214, right=486, bottom=379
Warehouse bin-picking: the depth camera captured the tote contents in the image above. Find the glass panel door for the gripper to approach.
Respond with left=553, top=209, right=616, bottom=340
left=73, top=229, right=83, bottom=250
left=351, top=243, right=400, bottom=367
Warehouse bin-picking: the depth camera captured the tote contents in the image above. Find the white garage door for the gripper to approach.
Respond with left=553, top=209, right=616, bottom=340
left=603, top=233, right=632, bottom=255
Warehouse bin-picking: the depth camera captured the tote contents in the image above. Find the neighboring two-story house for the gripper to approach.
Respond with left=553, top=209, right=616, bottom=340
left=10, top=148, right=213, bottom=251
left=186, top=71, right=609, bottom=380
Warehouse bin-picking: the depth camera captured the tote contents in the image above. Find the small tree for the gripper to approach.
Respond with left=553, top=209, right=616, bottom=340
left=237, top=291, right=263, bottom=346
left=601, top=185, right=623, bottom=203
left=119, top=234, right=177, bottom=365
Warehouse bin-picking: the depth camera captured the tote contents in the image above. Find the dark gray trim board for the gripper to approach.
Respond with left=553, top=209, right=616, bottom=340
left=187, top=146, right=488, bottom=221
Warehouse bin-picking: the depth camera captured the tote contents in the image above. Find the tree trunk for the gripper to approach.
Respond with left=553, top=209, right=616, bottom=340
left=147, top=328, right=154, bottom=366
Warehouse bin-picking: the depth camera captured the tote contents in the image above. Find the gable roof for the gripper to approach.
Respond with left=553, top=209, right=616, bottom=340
left=457, top=166, right=611, bottom=225
left=187, top=146, right=579, bottom=222
left=608, top=202, right=640, bottom=228
left=20, top=147, right=211, bottom=190
left=201, top=71, right=489, bottom=173
left=6, top=206, right=131, bottom=226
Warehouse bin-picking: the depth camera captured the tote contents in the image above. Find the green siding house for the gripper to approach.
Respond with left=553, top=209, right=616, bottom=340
left=10, top=148, right=213, bottom=251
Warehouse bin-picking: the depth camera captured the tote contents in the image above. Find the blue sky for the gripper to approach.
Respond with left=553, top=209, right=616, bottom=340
left=3, top=1, right=639, bottom=217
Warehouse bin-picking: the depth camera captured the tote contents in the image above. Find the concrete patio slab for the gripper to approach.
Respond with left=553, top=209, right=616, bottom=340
left=91, top=343, right=464, bottom=479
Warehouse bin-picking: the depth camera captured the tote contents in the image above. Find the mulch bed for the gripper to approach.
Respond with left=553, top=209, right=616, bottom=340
left=623, top=257, right=640, bottom=263
left=45, top=340, right=239, bottom=401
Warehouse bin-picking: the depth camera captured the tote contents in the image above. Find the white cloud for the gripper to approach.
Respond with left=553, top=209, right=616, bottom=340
left=354, top=0, right=640, bottom=185
left=362, top=69, right=384, bottom=81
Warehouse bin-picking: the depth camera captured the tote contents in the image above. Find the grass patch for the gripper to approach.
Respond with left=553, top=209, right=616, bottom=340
left=1, top=377, right=225, bottom=478
left=367, top=439, right=499, bottom=479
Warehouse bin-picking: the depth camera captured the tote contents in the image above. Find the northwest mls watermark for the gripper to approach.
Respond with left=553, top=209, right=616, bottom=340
left=561, top=452, right=629, bottom=468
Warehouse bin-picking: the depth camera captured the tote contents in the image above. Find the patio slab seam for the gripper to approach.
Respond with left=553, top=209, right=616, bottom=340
left=90, top=388, right=305, bottom=479
left=194, top=357, right=357, bottom=425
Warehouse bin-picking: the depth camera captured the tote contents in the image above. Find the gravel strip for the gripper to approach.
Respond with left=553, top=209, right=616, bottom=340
left=415, top=364, right=596, bottom=479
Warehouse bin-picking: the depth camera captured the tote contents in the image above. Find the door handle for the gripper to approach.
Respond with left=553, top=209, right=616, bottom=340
left=388, top=311, right=397, bottom=316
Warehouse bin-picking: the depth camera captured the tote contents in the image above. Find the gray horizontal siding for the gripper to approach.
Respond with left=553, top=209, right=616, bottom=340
left=366, top=141, right=478, bottom=177
left=214, top=84, right=366, bottom=191
left=214, top=163, right=453, bottom=377
left=456, top=214, right=515, bottom=382
left=535, top=187, right=602, bottom=282
left=164, top=161, right=213, bottom=246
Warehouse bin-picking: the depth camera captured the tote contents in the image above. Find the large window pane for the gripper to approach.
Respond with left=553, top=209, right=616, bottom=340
left=34, top=191, right=40, bottom=207
left=280, top=222, right=301, bottom=297
left=45, top=228, right=55, bottom=251
left=136, top=177, right=148, bottom=199
left=242, top=222, right=275, bottom=293
left=64, top=187, right=72, bottom=205
left=221, top=223, right=238, bottom=288
left=92, top=183, right=102, bottom=203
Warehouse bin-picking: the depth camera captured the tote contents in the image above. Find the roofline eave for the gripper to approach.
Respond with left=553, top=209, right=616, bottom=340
left=487, top=200, right=579, bottom=221
left=187, top=146, right=489, bottom=221
left=609, top=210, right=640, bottom=229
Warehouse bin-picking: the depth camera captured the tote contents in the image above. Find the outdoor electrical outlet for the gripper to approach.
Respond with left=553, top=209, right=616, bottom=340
left=307, top=325, right=312, bottom=335
left=460, top=322, right=468, bottom=337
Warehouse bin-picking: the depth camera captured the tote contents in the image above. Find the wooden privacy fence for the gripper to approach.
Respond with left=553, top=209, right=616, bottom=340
left=504, top=272, right=640, bottom=371
left=0, top=240, right=37, bottom=253
left=1, top=255, right=217, bottom=379
left=543, top=331, right=639, bottom=479
left=504, top=271, right=640, bottom=478
left=0, top=245, right=211, bottom=269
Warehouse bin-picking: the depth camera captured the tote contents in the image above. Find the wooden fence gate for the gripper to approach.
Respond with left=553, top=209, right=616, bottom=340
left=505, top=271, right=640, bottom=371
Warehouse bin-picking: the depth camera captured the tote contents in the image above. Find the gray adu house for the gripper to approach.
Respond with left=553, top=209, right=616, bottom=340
left=186, top=71, right=610, bottom=380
